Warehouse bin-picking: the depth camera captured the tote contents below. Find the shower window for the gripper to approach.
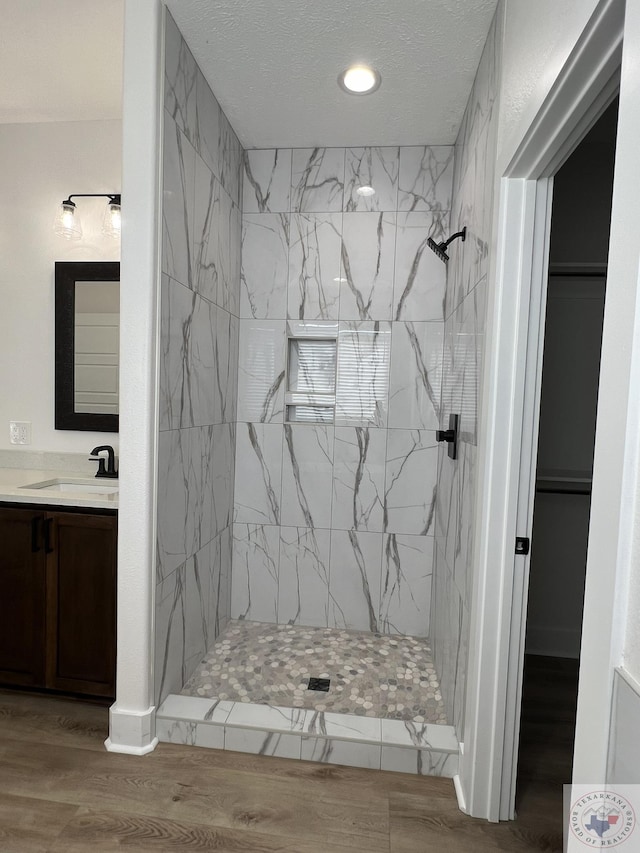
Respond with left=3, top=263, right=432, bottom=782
left=286, top=336, right=337, bottom=423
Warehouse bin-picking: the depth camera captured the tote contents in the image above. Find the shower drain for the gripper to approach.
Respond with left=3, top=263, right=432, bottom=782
left=307, top=677, right=331, bottom=692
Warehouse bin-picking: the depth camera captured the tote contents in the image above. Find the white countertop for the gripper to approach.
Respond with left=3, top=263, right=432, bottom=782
left=0, top=450, right=119, bottom=510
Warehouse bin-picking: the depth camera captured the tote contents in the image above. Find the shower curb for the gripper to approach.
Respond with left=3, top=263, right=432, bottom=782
left=156, top=693, right=459, bottom=777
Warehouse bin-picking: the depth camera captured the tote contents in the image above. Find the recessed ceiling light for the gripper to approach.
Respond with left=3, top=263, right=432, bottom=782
left=338, top=65, right=381, bottom=95
left=356, top=185, right=376, bottom=197
left=333, top=277, right=348, bottom=283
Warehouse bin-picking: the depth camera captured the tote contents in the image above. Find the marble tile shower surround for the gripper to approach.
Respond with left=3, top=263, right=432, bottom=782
left=234, top=144, right=454, bottom=638
left=431, top=7, right=502, bottom=739
left=156, top=11, right=243, bottom=705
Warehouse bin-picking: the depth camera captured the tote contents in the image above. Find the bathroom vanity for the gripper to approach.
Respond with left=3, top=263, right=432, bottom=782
left=0, top=456, right=118, bottom=700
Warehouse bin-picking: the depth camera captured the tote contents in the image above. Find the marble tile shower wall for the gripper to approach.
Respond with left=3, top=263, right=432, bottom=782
left=431, top=7, right=503, bottom=738
left=155, top=11, right=243, bottom=705
left=233, top=145, right=454, bottom=638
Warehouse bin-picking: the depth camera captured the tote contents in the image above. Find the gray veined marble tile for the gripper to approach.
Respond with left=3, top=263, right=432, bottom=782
left=184, top=543, right=213, bottom=675
left=335, top=322, right=391, bottom=427
left=380, top=746, right=457, bottom=777
left=398, top=146, right=454, bottom=213
left=156, top=429, right=195, bottom=580
left=157, top=694, right=233, bottom=723
left=381, top=719, right=458, bottom=751
left=344, top=147, right=399, bottom=212
left=332, top=427, right=386, bottom=532
left=211, top=525, right=233, bottom=634
left=194, top=69, right=222, bottom=182
left=340, top=213, right=396, bottom=321
left=389, top=321, right=443, bottom=430
left=214, top=309, right=237, bottom=426
left=156, top=718, right=226, bottom=750
left=226, top=703, right=308, bottom=732
left=241, top=213, right=289, bottom=319
left=288, top=214, right=342, bottom=320
left=304, top=710, right=381, bottom=743
left=164, top=11, right=197, bottom=147
left=277, top=527, right=331, bottom=628
left=195, top=70, right=242, bottom=207
left=188, top=295, right=217, bottom=428
left=379, top=534, right=433, bottom=637
left=237, top=320, right=286, bottom=423
left=155, top=563, right=187, bottom=704
left=243, top=149, right=292, bottom=213
left=193, top=157, right=222, bottom=304
left=328, top=529, right=383, bottom=632
left=301, top=736, right=381, bottom=769
left=228, top=206, right=242, bottom=318
left=393, top=212, right=448, bottom=321
left=193, top=155, right=239, bottom=313
left=225, top=728, right=302, bottom=759
left=212, top=422, right=235, bottom=536
left=188, top=426, right=215, bottom=553
left=218, top=112, right=243, bottom=209
left=231, top=523, right=280, bottom=622
left=291, top=148, right=345, bottom=213
left=281, top=424, right=334, bottom=528
left=234, top=423, right=283, bottom=524
left=162, top=117, right=196, bottom=289
left=159, top=275, right=194, bottom=432
left=384, top=429, right=438, bottom=536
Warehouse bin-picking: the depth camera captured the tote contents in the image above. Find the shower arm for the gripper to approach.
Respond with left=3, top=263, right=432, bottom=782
left=436, top=227, right=467, bottom=252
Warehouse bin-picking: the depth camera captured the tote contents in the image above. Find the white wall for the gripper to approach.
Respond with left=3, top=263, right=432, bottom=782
left=0, top=119, right=121, bottom=453
left=613, top=0, right=640, bottom=688
left=498, top=0, right=601, bottom=169
left=491, top=0, right=640, bottom=788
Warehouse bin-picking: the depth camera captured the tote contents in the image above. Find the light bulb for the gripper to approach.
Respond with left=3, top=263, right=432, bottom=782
left=54, top=200, right=82, bottom=240
left=338, top=65, right=381, bottom=95
left=102, top=198, right=122, bottom=238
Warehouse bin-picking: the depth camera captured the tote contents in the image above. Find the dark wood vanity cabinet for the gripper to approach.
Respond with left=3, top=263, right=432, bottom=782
left=0, top=506, right=116, bottom=699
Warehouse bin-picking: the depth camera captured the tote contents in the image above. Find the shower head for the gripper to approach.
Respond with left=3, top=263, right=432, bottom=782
left=427, top=237, right=451, bottom=262
left=427, top=226, right=467, bottom=263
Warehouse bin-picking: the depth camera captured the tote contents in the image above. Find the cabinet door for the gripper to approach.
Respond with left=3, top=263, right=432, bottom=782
left=0, top=508, right=46, bottom=687
left=45, top=512, right=117, bottom=698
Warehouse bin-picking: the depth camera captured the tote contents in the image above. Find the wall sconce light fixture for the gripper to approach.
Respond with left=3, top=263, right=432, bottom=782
left=54, top=193, right=122, bottom=240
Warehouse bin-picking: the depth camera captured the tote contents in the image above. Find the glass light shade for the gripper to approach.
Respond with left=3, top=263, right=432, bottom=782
left=338, top=65, right=381, bottom=94
left=102, top=200, right=121, bottom=238
left=54, top=201, right=82, bottom=240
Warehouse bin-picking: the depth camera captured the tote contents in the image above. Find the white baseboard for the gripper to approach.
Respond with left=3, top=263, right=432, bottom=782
left=106, top=703, right=158, bottom=754
left=104, top=736, right=159, bottom=755
left=607, top=668, right=640, bottom=784
left=453, top=774, right=468, bottom=813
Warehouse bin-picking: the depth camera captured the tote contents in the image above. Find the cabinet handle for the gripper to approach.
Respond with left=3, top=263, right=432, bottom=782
left=31, top=517, right=41, bottom=553
left=43, top=518, right=54, bottom=554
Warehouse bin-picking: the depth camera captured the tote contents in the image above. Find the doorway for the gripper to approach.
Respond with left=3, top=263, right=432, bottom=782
left=517, top=100, right=618, bottom=803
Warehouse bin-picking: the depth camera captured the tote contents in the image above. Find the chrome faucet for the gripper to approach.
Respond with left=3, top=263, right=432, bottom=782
left=89, top=445, right=118, bottom=479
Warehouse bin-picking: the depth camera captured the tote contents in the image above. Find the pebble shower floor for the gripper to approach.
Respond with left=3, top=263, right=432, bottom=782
left=182, top=620, right=448, bottom=724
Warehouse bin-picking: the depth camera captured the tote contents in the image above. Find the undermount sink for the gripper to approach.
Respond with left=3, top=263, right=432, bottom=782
left=20, top=478, right=119, bottom=495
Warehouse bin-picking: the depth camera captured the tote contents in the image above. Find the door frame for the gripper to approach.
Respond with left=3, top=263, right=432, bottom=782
left=458, top=0, right=624, bottom=821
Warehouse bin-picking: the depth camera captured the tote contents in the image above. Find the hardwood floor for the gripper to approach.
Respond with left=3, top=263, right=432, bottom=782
left=0, top=689, right=563, bottom=851
left=518, top=654, right=579, bottom=788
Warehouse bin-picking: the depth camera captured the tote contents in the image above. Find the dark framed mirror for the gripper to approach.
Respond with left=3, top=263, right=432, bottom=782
left=55, top=261, right=120, bottom=432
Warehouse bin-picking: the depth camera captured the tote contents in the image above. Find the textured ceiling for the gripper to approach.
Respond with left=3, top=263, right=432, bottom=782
left=0, top=0, right=123, bottom=124
left=166, top=0, right=498, bottom=148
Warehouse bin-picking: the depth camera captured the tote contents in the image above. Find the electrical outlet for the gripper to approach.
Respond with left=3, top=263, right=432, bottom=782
left=9, top=421, right=31, bottom=445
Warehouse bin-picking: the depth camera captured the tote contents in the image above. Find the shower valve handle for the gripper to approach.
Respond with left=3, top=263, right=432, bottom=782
left=436, top=414, right=460, bottom=461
